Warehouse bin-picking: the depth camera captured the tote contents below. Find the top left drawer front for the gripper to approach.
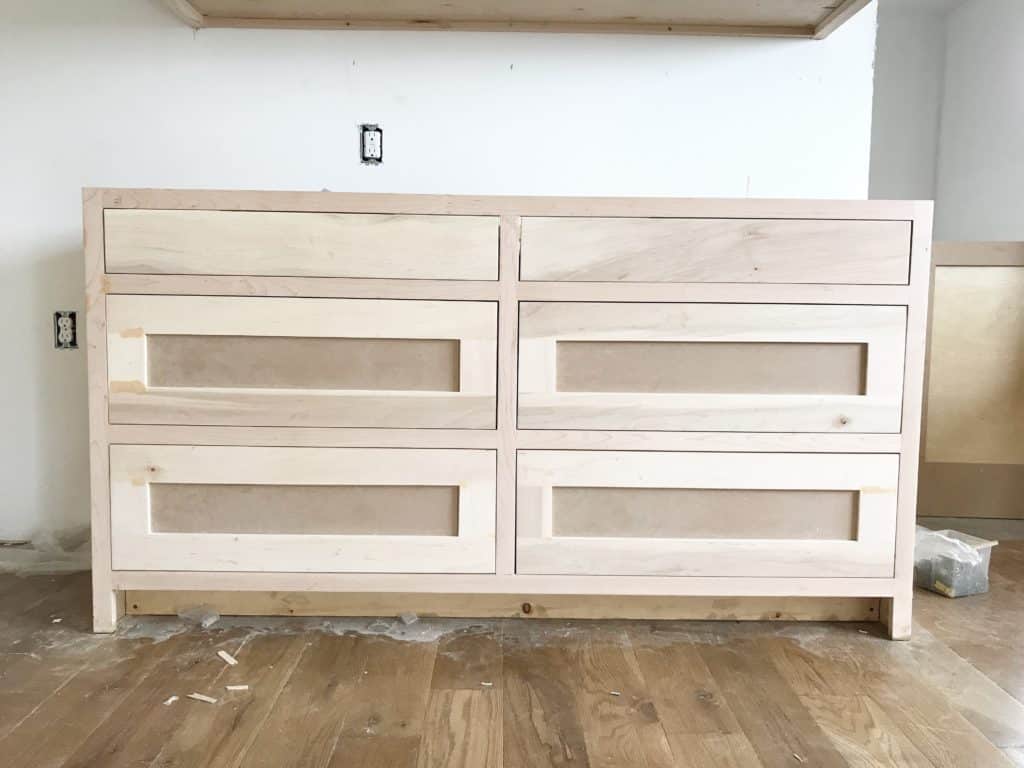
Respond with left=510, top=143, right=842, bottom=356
left=104, top=209, right=500, bottom=280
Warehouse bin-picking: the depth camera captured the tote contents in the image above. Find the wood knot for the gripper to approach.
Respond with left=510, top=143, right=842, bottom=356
left=521, top=602, right=533, bottom=615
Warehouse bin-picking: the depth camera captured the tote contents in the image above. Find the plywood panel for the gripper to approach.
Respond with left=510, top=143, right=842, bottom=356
left=517, top=451, right=899, bottom=578
left=918, top=463, right=1024, bottom=521
left=521, top=217, right=911, bottom=284
left=151, top=484, right=459, bottom=535
left=925, top=267, right=1024, bottom=464
left=105, top=209, right=498, bottom=280
left=553, top=487, right=858, bottom=540
left=148, top=335, right=459, bottom=392
left=556, top=340, right=866, bottom=395
left=110, top=446, right=496, bottom=573
left=519, top=302, right=906, bottom=432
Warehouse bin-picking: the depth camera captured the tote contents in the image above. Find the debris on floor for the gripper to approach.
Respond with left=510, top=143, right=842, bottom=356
left=187, top=693, right=218, bottom=704
left=225, top=684, right=249, bottom=691
left=480, top=681, right=494, bottom=687
left=51, top=617, right=62, bottom=623
left=163, top=695, right=179, bottom=706
left=609, top=690, right=621, bottom=696
left=217, top=650, right=239, bottom=666
left=399, top=611, right=419, bottom=626
left=177, top=605, right=221, bottom=628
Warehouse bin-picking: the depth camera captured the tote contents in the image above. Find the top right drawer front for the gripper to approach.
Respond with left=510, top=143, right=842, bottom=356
left=520, top=217, right=912, bottom=284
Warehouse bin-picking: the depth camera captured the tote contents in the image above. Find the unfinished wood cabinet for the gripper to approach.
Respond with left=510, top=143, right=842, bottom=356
left=84, top=189, right=931, bottom=639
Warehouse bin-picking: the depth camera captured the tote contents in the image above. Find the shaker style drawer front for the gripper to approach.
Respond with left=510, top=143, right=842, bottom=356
left=520, top=217, right=911, bottom=284
left=518, top=302, right=906, bottom=433
left=516, top=451, right=899, bottom=578
left=107, top=295, right=497, bottom=428
left=104, top=209, right=499, bottom=280
left=110, top=446, right=496, bottom=573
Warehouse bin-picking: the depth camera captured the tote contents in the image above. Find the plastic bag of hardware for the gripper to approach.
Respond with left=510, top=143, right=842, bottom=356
left=914, top=526, right=997, bottom=598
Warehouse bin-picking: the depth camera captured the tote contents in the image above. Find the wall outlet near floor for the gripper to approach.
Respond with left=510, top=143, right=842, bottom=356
left=54, top=311, right=77, bottom=349
left=360, top=123, right=382, bottom=164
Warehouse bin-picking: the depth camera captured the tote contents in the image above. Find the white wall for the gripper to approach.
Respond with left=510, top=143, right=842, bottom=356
left=0, top=0, right=879, bottom=541
left=935, top=0, right=1024, bottom=240
left=869, top=0, right=949, bottom=201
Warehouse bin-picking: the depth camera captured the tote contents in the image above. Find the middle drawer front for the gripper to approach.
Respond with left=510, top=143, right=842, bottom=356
left=517, top=450, right=899, bottom=578
left=107, top=295, right=497, bottom=428
left=518, top=302, right=907, bottom=433
left=110, top=445, right=496, bottom=573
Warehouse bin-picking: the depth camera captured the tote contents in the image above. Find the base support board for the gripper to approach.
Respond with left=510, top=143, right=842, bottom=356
left=126, top=591, right=879, bottom=622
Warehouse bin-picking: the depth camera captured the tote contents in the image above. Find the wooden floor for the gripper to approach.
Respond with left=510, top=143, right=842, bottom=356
left=2, top=544, right=1024, bottom=767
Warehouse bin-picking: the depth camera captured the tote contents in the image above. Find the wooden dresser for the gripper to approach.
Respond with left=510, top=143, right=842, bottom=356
left=83, top=189, right=932, bottom=638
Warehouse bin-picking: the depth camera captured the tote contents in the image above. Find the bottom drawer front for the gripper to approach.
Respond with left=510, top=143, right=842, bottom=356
left=111, top=445, right=495, bottom=573
left=516, top=451, right=898, bottom=578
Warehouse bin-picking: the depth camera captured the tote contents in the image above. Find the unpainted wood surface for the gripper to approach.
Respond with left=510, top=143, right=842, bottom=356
left=517, top=451, right=898, bottom=578
left=521, top=216, right=911, bottom=284
left=106, top=295, right=497, bottom=429
left=105, top=209, right=499, bottom=280
left=180, top=0, right=871, bottom=38
left=925, top=266, right=1024, bottom=465
left=110, top=445, right=496, bottom=574
left=519, top=302, right=906, bottom=433
left=3, top=547, right=1024, bottom=767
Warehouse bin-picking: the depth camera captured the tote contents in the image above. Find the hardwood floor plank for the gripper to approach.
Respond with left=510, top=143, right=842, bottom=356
left=630, top=631, right=744, bottom=736
left=866, top=660, right=1015, bottom=768
left=0, top=637, right=174, bottom=768
left=431, top=626, right=502, bottom=690
left=60, top=630, right=249, bottom=768
left=699, top=640, right=849, bottom=768
left=569, top=630, right=675, bottom=768
left=239, top=632, right=374, bottom=768
left=336, top=635, right=438, bottom=740
left=148, top=633, right=307, bottom=768
left=0, top=575, right=109, bottom=742
left=502, top=626, right=591, bottom=767
left=330, top=736, right=421, bottom=768
left=417, top=689, right=501, bottom=768
left=799, top=693, right=933, bottom=768
left=900, top=627, right=1024, bottom=748
left=665, top=733, right=766, bottom=768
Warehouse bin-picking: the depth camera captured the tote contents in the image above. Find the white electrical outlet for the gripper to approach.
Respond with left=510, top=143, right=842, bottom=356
left=360, top=124, right=382, bottom=164
left=54, top=311, right=77, bottom=349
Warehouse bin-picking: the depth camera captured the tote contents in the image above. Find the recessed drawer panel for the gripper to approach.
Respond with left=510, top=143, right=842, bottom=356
left=518, top=302, right=906, bottom=432
left=520, top=217, right=911, bottom=284
left=517, top=451, right=899, bottom=578
left=111, top=446, right=496, bottom=573
left=104, top=209, right=499, bottom=280
left=107, top=295, right=496, bottom=428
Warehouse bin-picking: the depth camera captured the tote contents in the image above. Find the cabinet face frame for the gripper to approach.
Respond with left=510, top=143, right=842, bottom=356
left=110, top=445, right=497, bottom=573
left=84, top=189, right=932, bottom=639
left=519, top=302, right=907, bottom=433
left=516, top=450, right=900, bottom=578
left=106, top=295, right=498, bottom=429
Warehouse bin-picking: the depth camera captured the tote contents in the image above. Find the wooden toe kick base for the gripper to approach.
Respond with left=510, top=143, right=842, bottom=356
left=85, top=190, right=931, bottom=638
left=125, top=591, right=880, bottom=622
